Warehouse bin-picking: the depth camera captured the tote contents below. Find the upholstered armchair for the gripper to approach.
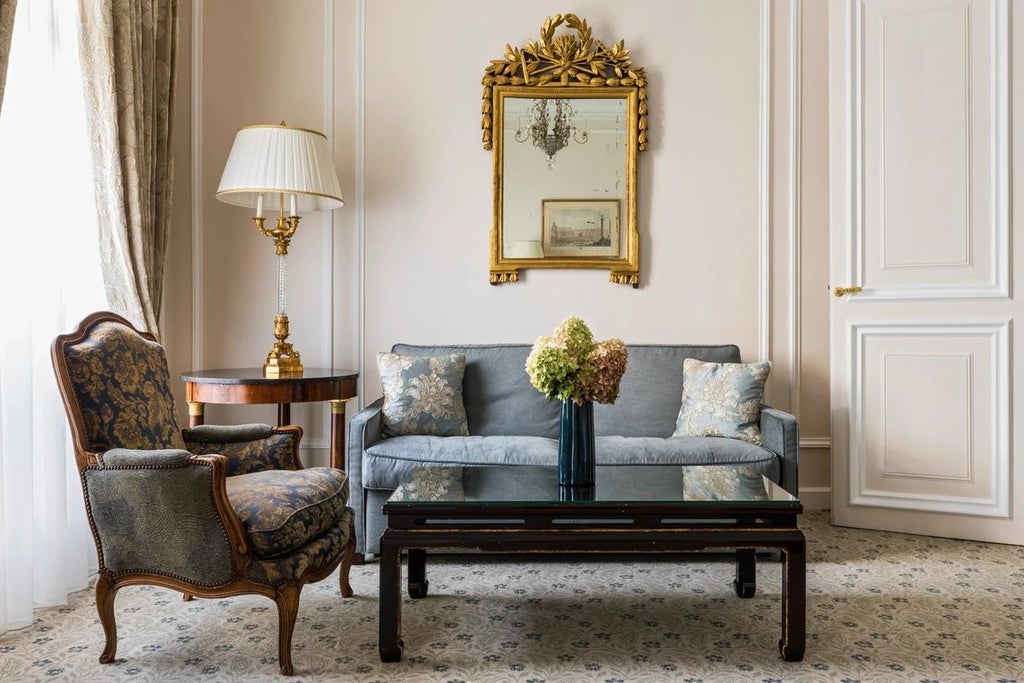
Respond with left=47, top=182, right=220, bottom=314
left=51, top=312, right=356, bottom=676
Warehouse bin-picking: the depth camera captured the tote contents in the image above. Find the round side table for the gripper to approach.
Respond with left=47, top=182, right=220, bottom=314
left=182, top=368, right=359, bottom=470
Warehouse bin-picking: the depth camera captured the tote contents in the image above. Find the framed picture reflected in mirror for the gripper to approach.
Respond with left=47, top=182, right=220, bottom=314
left=541, top=199, right=620, bottom=259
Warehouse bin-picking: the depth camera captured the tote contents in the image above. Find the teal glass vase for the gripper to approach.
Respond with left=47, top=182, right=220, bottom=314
left=558, top=399, right=596, bottom=488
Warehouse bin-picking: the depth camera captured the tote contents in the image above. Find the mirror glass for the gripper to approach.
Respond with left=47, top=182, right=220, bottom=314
left=501, top=96, right=628, bottom=260
left=482, top=13, right=646, bottom=286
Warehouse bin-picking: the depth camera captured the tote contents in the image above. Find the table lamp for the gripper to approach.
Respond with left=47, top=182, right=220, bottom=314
left=216, top=123, right=344, bottom=376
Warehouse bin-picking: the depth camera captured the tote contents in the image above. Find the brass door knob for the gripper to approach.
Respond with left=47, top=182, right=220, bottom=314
left=833, top=286, right=863, bottom=297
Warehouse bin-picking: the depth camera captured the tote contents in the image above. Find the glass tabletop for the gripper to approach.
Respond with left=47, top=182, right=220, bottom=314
left=388, top=464, right=797, bottom=506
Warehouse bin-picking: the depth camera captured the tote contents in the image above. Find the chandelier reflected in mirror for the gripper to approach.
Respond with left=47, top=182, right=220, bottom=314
left=514, top=98, right=589, bottom=170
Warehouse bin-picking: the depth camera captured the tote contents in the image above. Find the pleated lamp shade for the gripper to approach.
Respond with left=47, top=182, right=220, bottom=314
left=216, top=124, right=344, bottom=212
left=509, top=240, right=545, bottom=258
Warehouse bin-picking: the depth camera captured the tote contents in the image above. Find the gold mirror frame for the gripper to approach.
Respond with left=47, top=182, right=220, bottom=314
left=483, top=14, right=648, bottom=287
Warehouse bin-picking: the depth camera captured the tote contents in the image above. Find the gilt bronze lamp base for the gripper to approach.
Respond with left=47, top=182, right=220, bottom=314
left=263, top=314, right=304, bottom=377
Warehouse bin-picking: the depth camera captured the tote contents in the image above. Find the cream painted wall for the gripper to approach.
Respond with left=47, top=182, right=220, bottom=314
left=165, top=0, right=832, bottom=501
left=364, top=0, right=760, bottom=357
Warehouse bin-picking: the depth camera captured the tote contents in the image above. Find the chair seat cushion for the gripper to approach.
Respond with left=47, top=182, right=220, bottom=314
left=226, top=468, right=349, bottom=559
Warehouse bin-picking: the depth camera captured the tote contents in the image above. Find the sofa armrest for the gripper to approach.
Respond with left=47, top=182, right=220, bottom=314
left=85, top=449, right=248, bottom=585
left=347, top=397, right=384, bottom=554
left=348, top=398, right=384, bottom=468
left=182, top=423, right=303, bottom=474
left=759, top=406, right=799, bottom=497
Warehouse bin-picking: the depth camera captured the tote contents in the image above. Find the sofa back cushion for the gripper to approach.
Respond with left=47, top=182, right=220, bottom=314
left=594, top=344, right=741, bottom=437
left=391, top=344, right=560, bottom=437
left=392, top=343, right=742, bottom=438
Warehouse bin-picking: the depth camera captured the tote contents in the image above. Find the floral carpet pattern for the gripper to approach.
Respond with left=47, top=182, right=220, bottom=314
left=1, top=512, right=1022, bottom=682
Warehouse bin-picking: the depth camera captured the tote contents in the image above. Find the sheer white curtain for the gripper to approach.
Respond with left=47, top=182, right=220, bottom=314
left=0, top=0, right=105, bottom=635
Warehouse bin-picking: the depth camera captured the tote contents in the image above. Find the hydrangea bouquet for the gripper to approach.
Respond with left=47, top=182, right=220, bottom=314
left=525, top=317, right=628, bottom=405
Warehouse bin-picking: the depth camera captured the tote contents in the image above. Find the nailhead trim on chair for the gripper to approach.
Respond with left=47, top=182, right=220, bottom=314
left=79, top=461, right=239, bottom=587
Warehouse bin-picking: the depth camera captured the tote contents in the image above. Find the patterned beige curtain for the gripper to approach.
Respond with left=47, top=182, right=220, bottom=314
left=77, top=0, right=177, bottom=335
left=0, top=0, right=16, bottom=114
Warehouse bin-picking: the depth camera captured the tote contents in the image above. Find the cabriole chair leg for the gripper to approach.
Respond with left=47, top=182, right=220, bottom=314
left=274, top=584, right=301, bottom=676
left=339, top=535, right=356, bottom=598
left=95, top=574, right=119, bottom=664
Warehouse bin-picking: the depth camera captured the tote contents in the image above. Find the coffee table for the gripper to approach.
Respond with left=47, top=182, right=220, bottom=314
left=378, top=464, right=805, bottom=662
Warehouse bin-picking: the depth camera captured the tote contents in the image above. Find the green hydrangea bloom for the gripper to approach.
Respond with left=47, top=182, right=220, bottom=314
left=525, top=337, right=578, bottom=401
left=553, top=316, right=595, bottom=362
left=526, top=319, right=628, bottom=405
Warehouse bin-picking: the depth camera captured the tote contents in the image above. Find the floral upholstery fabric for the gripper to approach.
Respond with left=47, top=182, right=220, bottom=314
left=246, top=508, right=353, bottom=587
left=0, top=0, right=15, bottom=115
left=62, top=321, right=185, bottom=452
left=673, top=358, right=772, bottom=445
left=226, top=468, right=349, bottom=559
left=377, top=352, right=469, bottom=437
left=184, top=424, right=301, bottom=475
left=681, top=464, right=771, bottom=501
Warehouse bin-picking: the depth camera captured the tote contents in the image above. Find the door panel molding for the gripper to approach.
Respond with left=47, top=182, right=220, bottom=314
left=843, top=0, right=1009, bottom=302
left=847, top=319, right=1010, bottom=517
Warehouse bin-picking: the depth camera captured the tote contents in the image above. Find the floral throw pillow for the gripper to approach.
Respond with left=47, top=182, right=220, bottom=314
left=673, top=358, right=772, bottom=445
left=377, top=352, right=470, bottom=437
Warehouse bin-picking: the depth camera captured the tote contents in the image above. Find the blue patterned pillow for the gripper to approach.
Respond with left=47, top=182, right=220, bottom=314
left=377, top=352, right=470, bottom=437
left=673, top=358, right=771, bottom=445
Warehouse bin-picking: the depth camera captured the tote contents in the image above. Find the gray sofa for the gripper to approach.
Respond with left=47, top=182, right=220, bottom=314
left=347, top=343, right=799, bottom=557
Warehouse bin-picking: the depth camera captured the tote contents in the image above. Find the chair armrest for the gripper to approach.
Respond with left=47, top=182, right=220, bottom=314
left=759, top=406, right=799, bottom=497
left=182, top=423, right=303, bottom=474
left=84, top=449, right=250, bottom=586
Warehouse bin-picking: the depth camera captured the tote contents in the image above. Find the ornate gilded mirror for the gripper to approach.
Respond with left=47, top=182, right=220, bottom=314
left=483, top=14, right=648, bottom=287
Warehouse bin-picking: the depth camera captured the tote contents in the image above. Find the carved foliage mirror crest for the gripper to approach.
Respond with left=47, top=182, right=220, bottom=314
left=483, top=14, right=648, bottom=286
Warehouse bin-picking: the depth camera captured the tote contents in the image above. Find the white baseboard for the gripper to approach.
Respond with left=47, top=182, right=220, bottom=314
left=799, top=486, right=831, bottom=510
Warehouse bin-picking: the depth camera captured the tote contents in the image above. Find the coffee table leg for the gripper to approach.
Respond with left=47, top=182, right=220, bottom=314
left=779, top=538, right=806, bottom=661
left=733, top=548, right=756, bottom=598
left=378, top=536, right=404, bottom=662
left=407, top=548, right=429, bottom=599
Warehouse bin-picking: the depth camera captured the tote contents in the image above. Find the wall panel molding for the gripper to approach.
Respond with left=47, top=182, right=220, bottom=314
left=758, top=0, right=772, bottom=363
left=190, top=0, right=203, bottom=370
left=788, top=0, right=803, bottom=419
left=765, top=0, right=803, bottom=417
left=323, top=0, right=336, bottom=371
left=302, top=0, right=338, bottom=453
left=355, top=0, right=367, bottom=409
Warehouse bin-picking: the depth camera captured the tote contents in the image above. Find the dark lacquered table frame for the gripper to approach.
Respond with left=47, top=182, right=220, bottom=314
left=379, top=489, right=805, bottom=663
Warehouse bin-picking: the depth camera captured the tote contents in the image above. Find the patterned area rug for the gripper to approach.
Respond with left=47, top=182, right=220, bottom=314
left=1, top=511, right=1022, bottom=682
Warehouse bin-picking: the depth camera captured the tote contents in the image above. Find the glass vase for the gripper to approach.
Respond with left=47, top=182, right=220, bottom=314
left=558, top=399, right=596, bottom=488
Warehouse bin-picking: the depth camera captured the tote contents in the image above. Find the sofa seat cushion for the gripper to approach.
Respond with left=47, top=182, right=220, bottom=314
left=363, top=435, right=558, bottom=489
left=363, top=434, right=781, bottom=492
left=595, top=436, right=780, bottom=482
left=226, top=468, right=349, bottom=559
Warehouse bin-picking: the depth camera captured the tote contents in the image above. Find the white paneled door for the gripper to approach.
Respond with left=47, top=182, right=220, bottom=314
left=829, top=0, right=1021, bottom=543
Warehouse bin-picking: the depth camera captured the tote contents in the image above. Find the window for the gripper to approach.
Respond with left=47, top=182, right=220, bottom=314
left=0, top=0, right=104, bottom=634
